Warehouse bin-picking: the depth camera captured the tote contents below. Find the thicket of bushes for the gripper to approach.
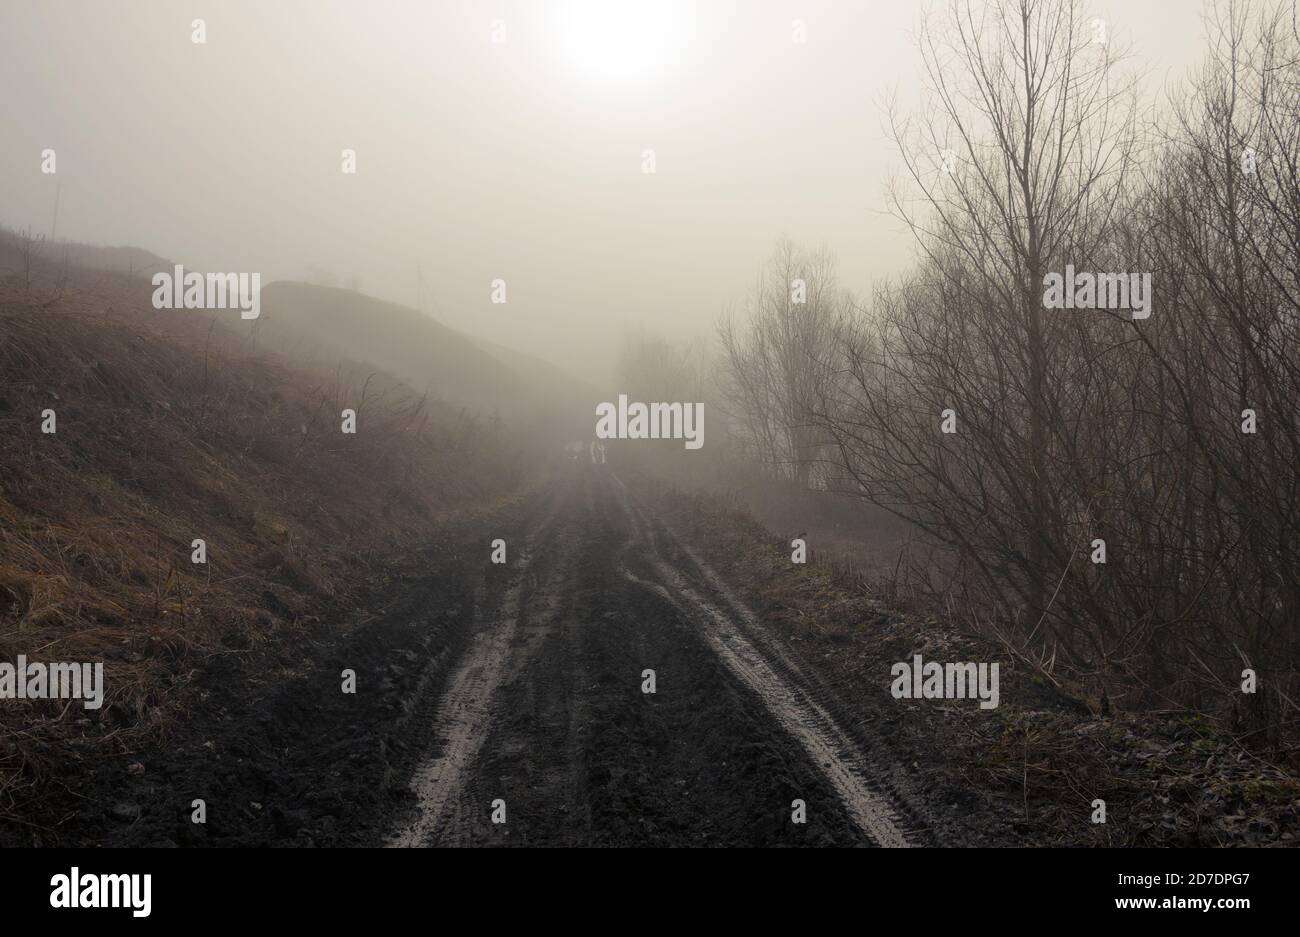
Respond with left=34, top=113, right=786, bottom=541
left=703, top=0, right=1299, bottom=744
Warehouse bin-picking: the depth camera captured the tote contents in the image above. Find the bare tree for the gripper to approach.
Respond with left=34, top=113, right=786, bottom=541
left=718, top=238, right=850, bottom=487
left=806, top=0, right=1299, bottom=735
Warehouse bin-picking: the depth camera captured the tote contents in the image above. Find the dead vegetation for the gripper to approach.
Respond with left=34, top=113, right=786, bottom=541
left=0, top=248, right=522, bottom=825
left=650, top=480, right=1300, bottom=845
left=683, top=0, right=1300, bottom=759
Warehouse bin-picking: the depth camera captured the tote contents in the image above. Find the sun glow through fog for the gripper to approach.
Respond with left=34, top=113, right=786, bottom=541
left=552, top=0, right=686, bottom=87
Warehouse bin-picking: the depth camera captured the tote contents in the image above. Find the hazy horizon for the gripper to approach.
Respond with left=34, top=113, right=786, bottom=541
left=2, top=0, right=1206, bottom=381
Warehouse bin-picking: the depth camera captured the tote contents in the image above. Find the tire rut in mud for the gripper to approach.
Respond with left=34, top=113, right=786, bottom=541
left=402, top=466, right=871, bottom=846
left=34, top=464, right=918, bottom=848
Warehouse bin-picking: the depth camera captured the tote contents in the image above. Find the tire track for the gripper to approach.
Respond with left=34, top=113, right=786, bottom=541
left=387, top=491, right=567, bottom=848
left=607, top=473, right=914, bottom=848
left=390, top=464, right=914, bottom=847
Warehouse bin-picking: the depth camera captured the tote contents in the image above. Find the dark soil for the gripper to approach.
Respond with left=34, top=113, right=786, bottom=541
left=12, top=461, right=1290, bottom=848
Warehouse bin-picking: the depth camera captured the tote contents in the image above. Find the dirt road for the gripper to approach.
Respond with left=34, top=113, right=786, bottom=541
left=15, top=459, right=929, bottom=848
left=387, top=461, right=916, bottom=847
left=16, top=457, right=1290, bottom=850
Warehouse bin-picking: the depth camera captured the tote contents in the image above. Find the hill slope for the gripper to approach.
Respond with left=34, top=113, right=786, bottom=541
left=0, top=240, right=532, bottom=833
left=250, top=281, right=599, bottom=441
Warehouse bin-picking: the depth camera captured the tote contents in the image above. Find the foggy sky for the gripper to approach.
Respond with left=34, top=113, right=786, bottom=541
left=1, top=0, right=1206, bottom=380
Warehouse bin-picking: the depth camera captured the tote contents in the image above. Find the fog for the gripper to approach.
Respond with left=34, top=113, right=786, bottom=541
left=0, top=0, right=1206, bottom=381
left=2, top=0, right=1297, bottom=853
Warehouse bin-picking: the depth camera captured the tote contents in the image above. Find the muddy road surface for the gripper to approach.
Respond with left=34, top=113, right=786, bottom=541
left=17, top=460, right=931, bottom=848
left=387, top=463, right=918, bottom=847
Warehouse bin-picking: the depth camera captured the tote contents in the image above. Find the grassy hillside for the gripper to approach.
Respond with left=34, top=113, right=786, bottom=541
left=0, top=240, right=535, bottom=822
left=251, top=281, right=599, bottom=442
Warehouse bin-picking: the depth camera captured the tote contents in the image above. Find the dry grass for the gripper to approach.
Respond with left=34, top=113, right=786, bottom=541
left=649, top=479, right=1300, bottom=845
left=0, top=258, right=521, bottom=818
